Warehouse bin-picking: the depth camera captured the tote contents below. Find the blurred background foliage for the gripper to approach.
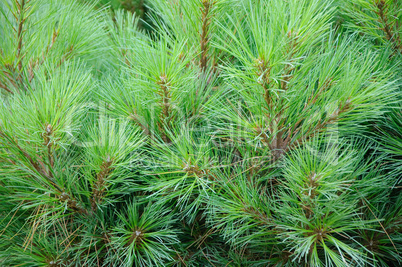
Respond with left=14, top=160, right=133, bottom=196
left=80, top=0, right=150, bottom=29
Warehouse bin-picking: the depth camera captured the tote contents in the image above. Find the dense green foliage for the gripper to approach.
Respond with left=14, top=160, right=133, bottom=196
left=0, top=0, right=401, bottom=266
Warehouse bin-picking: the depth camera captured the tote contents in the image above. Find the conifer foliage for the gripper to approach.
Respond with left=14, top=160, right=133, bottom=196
left=0, top=0, right=401, bottom=266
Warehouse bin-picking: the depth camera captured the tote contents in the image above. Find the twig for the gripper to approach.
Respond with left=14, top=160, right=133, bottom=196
left=157, top=75, right=172, bottom=143
left=200, top=0, right=214, bottom=70
left=0, top=81, right=13, bottom=94
left=90, top=157, right=113, bottom=211
left=375, top=0, right=402, bottom=54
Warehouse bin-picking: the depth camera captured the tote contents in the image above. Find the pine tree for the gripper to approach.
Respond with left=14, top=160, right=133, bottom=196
left=0, top=0, right=401, bottom=266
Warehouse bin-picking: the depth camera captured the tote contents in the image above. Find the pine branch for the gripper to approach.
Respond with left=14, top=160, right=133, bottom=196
left=0, top=81, right=13, bottom=94
left=302, top=78, right=334, bottom=112
left=90, top=157, right=113, bottom=212
left=254, top=57, right=272, bottom=109
left=200, top=0, right=214, bottom=71
left=129, top=112, right=151, bottom=136
left=262, top=78, right=337, bottom=161
left=58, top=192, right=88, bottom=215
left=57, top=45, right=75, bottom=68
left=1, top=65, right=18, bottom=94
left=375, top=0, right=402, bottom=54
left=241, top=206, right=271, bottom=225
left=0, top=0, right=33, bottom=93
left=15, top=0, right=27, bottom=73
left=157, top=75, right=172, bottom=143
left=42, top=124, right=55, bottom=168
left=252, top=33, right=302, bottom=162
left=291, top=98, right=353, bottom=150
left=0, top=131, right=54, bottom=181
left=0, top=131, right=88, bottom=215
